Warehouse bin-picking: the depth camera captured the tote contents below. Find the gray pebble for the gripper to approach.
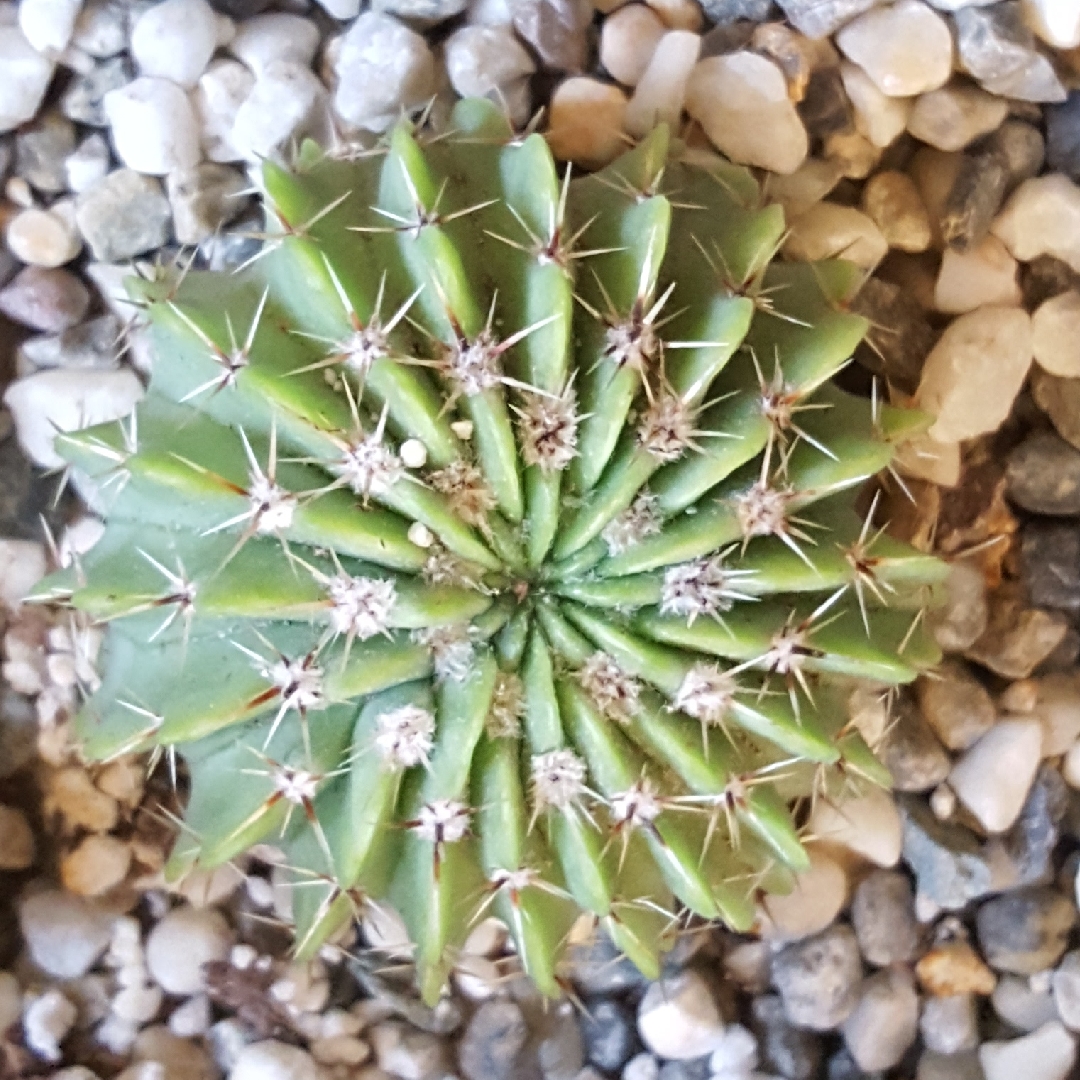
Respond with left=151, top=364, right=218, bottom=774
left=71, top=0, right=128, bottom=58
left=539, top=1009, right=584, bottom=1080
left=565, top=933, right=651, bottom=996
left=1052, top=950, right=1080, bottom=1030
left=15, top=114, right=77, bottom=194
left=513, top=0, right=592, bottom=73
left=19, top=890, right=115, bottom=980
left=915, top=659, right=996, bottom=752
left=751, top=995, right=821, bottom=1080
left=1022, top=520, right=1080, bottom=616
left=581, top=998, right=639, bottom=1074
left=997, top=764, right=1069, bottom=887
left=18, top=314, right=122, bottom=374
left=60, top=57, right=133, bottom=128
left=841, top=969, right=920, bottom=1072
left=0, top=266, right=90, bottom=333
left=976, top=887, right=1077, bottom=975
left=851, top=870, right=920, bottom=968
left=1047, top=91, right=1080, bottom=182
left=877, top=690, right=951, bottom=793
left=372, top=0, right=466, bottom=21
left=920, top=994, right=978, bottom=1056
left=852, top=277, right=937, bottom=395
left=75, top=169, right=171, bottom=263
left=991, top=973, right=1059, bottom=1031
left=698, top=0, right=775, bottom=24
left=458, top=1000, right=528, bottom=1080
left=166, top=162, right=250, bottom=246
left=798, top=67, right=853, bottom=140
left=775, top=0, right=879, bottom=39
left=917, top=1049, right=985, bottom=1080
left=1007, top=430, right=1080, bottom=516
left=771, top=925, right=863, bottom=1032
left=656, top=1059, right=710, bottom=1080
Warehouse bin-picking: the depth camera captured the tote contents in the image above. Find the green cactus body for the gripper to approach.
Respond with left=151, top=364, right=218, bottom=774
left=40, top=99, right=946, bottom=1001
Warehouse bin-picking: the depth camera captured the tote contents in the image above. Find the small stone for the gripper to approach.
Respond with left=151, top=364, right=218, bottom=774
left=581, top=998, right=638, bottom=1073
left=840, top=62, right=910, bottom=148
left=850, top=277, right=936, bottom=394
left=646, top=0, right=702, bottom=31
left=228, top=13, right=320, bottom=75
left=625, top=30, right=701, bottom=139
left=71, top=0, right=126, bottom=58
left=774, top=0, right=879, bottom=39
left=331, top=13, right=437, bottom=135
left=918, top=1050, right=984, bottom=1080
left=785, top=202, right=887, bottom=269
left=977, top=887, right=1077, bottom=975
left=934, top=235, right=1020, bottom=314
left=1047, top=93, right=1080, bottom=183
left=993, top=974, right=1059, bottom=1030
left=1032, top=291, right=1080, bottom=378
left=16, top=114, right=76, bottom=194
left=445, top=25, right=535, bottom=100
left=538, top=1007, right=584, bottom=1080
left=917, top=305, right=1032, bottom=443
left=60, top=56, right=131, bottom=128
left=758, top=849, right=848, bottom=941
left=980, top=1022, right=1077, bottom=1080
left=637, top=971, right=727, bottom=1059
left=908, top=84, right=1010, bottom=152
left=699, top=0, right=774, bottom=21
left=19, top=889, right=114, bottom=979
left=920, top=994, right=978, bottom=1055
left=600, top=5, right=666, bottom=86
left=61, top=833, right=132, bottom=896
left=624, top=1053, right=660, bottom=1080
left=146, top=906, right=234, bottom=995
left=229, top=1041, right=321, bottom=1080
left=915, top=661, right=996, bottom=752
left=166, top=163, right=248, bottom=246
left=1052, top=951, right=1080, bottom=1029
left=877, top=691, right=952, bottom=793
left=916, top=937, right=998, bottom=996
left=314, top=0, right=360, bottom=16
left=841, top=969, right=919, bottom=1072
left=798, top=66, right=853, bottom=140
left=950, top=719, right=1042, bottom=834
left=373, top=0, right=466, bottom=22
left=823, top=129, right=881, bottom=179
left=23, top=988, right=77, bottom=1062
left=708, top=1024, right=757, bottom=1076
left=1030, top=673, right=1080, bottom=756
left=1031, top=369, right=1080, bottom=453
left=0, top=266, right=90, bottom=333
left=1023, top=256, right=1080, bottom=308
left=967, top=582, right=1070, bottom=680
left=134, top=1025, right=217, bottom=1080
left=168, top=995, right=211, bottom=1039
left=458, top=1001, right=527, bottom=1080
left=193, top=60, right=253, bottom=164
left=513, top=0, right=592, bottom=72
left=64, top=133, right=111, bottom=193
left=20, top=313, right=122, bottom=372
left=113, top=983, right=164, bottom=1024
left=771, top=925, right=862, bottom=1032
left=766, top=157, right=844, bottom=218
left=810, top=786, right=902, bottom=867
left=226, top=60, right=327, bottom=163
left=861, top=170, right=931, bottom=252
left=932, top=563, right=988, bottom=653
left=131, top=0, right=218, bottom=87
left=6, top=206, right=82, bottom=268
left=837, top=0, right=952, bottom=97
left=751, top=995, right=822, bottom=1080
left=955, top=3, right=1066, bottom=102
left=546, top=77, right=629, bottom=169
left=0, top=803, right=34, bottom=869
left=19, top=0, right=83, bottom=56
left=104, top=77, right=202, bottom=176
left=370, top=1020, right=450, bottom=1079
left=0, top=24, right=55, bottom=133
left=685, top=52, right=808, bottom=175
left=851, top=870, right=919, bottom=967
left=1007, top=430, right=1080, bottom=515
left=74, top=169, right=170, bottom=264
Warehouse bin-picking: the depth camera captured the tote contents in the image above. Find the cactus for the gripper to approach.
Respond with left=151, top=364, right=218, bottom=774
left=39, top=99, right=946, bottom=1001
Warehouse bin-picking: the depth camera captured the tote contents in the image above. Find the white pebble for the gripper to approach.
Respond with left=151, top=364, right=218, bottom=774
left=444, top=24, right=534, bottom=99
left=23, top=989, right=78, bottom=1062
left=599, top=3, right=665, bottom=87
left=168, top=994, right=211, bottom=1038
left=837, top=0, right=953, bottom=97
left=230, top=60, right=327, bottom=163
left=18, top=889, right=115, bottom=979
left=399, top=439, right=427, bottom=469
left=314, top=0, right=360, bottom=16
left=193, top=59, right=254, bottom=164
left=686, top=51, right=807, bottom=175
left=0, top=23, right=55, bottom=133
left=65, top=133, right=111, bottom=193
left=228, top=13, right=320, bottom=76
left=104, top=77, right=201, bottom=175
left=637, top=970, right=726, bottom=1060
left=18, top=0, right=83, bottom=56
left=708, top=1023, right=758, bottom=1077
left=332, top=12, right=436, bottom=134
left=917, top=306, right=1032, bottom=443
left=993, top=174, right=1080, bottom=275
left=229, top=1040, right=322, bottom=1080
left=1024, top=0, right=1080, bottom=48
left=758, top=849, right=847, bottom=941
left=112, top=983, right=164, bottom=1024
left=980, top=1021, right=1077, bottom=1080
left=842, top=970, right=920, bottom=1072
left=1033, top=291, right=1080, bottom=379
left=6, top=205, right=81, bottom=267
left=949, top=719, right=1043, bottom=834
left=784, top=202, right=888, bottom=270
left=546, top=77, right=629, bottom=170
left=130, top=0, right=218, bottom=88
left=839, top=61, right=911, bottom=149
left=0, top=541, right=46, bottom=609
left=625, top=30, right=700, bottom=139
left=907, top=84, right=1010, bottom=152
left=808, top=785, right=902, bottom=867
left=934, top=235, right=1021, bottom=314
left=145, top=906, right=235, bottom=995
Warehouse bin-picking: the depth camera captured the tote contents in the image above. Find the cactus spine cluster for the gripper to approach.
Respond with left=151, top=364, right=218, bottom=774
left=41, top=99, right=946, bottom=1001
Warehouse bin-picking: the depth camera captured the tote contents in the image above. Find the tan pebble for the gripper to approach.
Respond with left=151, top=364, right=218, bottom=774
left=862, top=170, right=931, bottom=253
left=599, top=4, right=666, bottom=88
left=62, top=834, right=132, bottom=896
left=47, top=767, right=120, bottom=832
left=645, top=0, right=702, bottom=32
left=750, top=22, right=826, bottom=102
left=909, top=146, right=964, bottom=250
left=784, top=202, right=888, bottom=270
left=907, top=84, right=1010, bottom=153
left=546, top=78, right=628, bottom=170
left=893, top=432, right=961, bottom=487
left=823, top=129, right=881, bottom=179
left=764, top=157, right=844, bottom=218
left=999, top=679, right=1039, bottom=714
left=840, top=62, right=911, bottom=148
left=934, top=235, right=1021, bottom=315
left=916, top=941, right=997, bottom=996
left=96, top=759, right=146, bottom=808
left=1032, top=290, right=1080, bottom=378
left=625, top=30, right=701, bottom=138
left=5, top=207, right=82, bottom=268
left=0, top=804, right=35, bottom=870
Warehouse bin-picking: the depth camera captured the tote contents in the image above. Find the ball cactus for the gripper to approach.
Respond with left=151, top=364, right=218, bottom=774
left=39, top=99, right=946, bottom=1000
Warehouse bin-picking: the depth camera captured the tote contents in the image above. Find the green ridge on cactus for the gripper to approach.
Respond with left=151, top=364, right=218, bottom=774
left=40, top=99, right=947, bottom=1002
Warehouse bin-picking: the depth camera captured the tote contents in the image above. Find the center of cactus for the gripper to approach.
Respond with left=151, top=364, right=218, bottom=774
left=39, top=100, right=947, bottom=1004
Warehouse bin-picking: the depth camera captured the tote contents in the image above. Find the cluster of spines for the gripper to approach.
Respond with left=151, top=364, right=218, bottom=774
left=36, top=98, right=947, bottom=1002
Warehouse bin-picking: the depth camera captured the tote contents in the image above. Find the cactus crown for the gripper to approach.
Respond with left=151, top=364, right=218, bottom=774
left=40, top=100, right=945, bottom=1001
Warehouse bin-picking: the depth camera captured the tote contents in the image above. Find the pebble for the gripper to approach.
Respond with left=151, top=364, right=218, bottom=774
left=22, top=0, right=83, bottom=58
left=1032, top=291, right=1080, bottom=378
left=993, top=973, right=1059, bottom=1031
left=332, top=13, right=437, bottom=134
left=785, top=202, right=888, bottom=269
left=513, top=0, right=591, bottom=72
left=708, top=1023, right=757, bottom=1076
left=580, top=998, right=637, bottom=1073
left=624, top=1053, right=660, bottom=1080
left=626, top=30, right=701, bottom=138
left=637, top=971, right=727, bottom=1060
left=193, top=60, right=253, bottom=164
left=21, top=313, right=122, bottom=372
left=977, top=887, right=1077, bottom=974
left=1030, top=674, right=1080, bottom=754
left=810, top=786, right=902, bottom=867
left=600, top=4, right=666, bottom=86
left=228, top=13, right=320, bottom=75
left=369, top=1020, right=450, bottom=1078
left=685, top=52, right=808, bottom=175
left=71, top=0, right=126, bottom=58
left=1029, top=369, right=1080, bottom=452
left=916, top=936, right=998, bottom=996
left=134, top=1025, right=218, bottom=1080
left=546, top=77, right=629, bottom=169
left=916, top=661, right=997, bottom=751
left=774, top=0, right=877, bottom=39
left=917, top=305, right=1032, bottom=443
left=19, top=888, right=114, bottom=978
left=837, top=0, right=952, bottom=97
left=61, top=832, right=132, bottom=896
left=1007, top=430, right=1080, bottom=516
left=758, top=850, right=847, bottom=941
left=373, top=0, right=466, bottom=23
left=850, top=277, right=936, bottom=393
left=955, top=3, right=1066, bottom=102
left=950, top=719, right=1042, bottom=834
left=901, top=798, right=995, bottom=911
left=1052, top=950, right=1080, bottom=1029
left=0, top=266, right=90, bottom=333
left=839, top=62, right=910, bottom=149
left=851, top=870, right=920, bottom=967
left=233, top=62, right=324, bottom=163
left=751, top=995, right=821, bottom=1080
left=908, top=84, right=1010, bottom=152
left=1047, top=93, right=1080, bottom=182
left=770, top=925, right=862, bottom=1032
left=61, top=56, right=131, bottom=128
left=457, top=1000, right=527, bottom=1080
left=841, top=968, right=919, bottom=1072
left=146, top=906, right=235, bottom=995
left=966, top=583, right=1070, bottom=680
left=131, top=0, right=218, bottom=88
left=16, top=114, right=76, bottom=194
left=445, top=25, right=536, bottom=101
left=166, top=163, right=248, bottom=246
left=23, top=988, right=78, bottom=1062
left=103, top=77, right=201, bottom=176
left=799, top=65, right=853, bottom=140
left=980, top=1022, right=1077, bottom=1080
left=823, top=128, right=881, bottom=179
left=920, top=994, right=978, bottom=1055
left=994, top=175, right=1080, bottom=273
left=0, top=802, right=34, bottom=869
left=0, top=23, right=55, bottom=133
left=65, top=133, right=111, bottom=193
left=229, top=1040, right=322, bottom=1080
left=75, top=169, right=172, bottom=263
left=934, top=235, right=1021, bottom=314
left=861, top=170, right=931, bottom=252
left=6, top=205, right=82, bottom=268
left=877, top=692, right=952, bottom=792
